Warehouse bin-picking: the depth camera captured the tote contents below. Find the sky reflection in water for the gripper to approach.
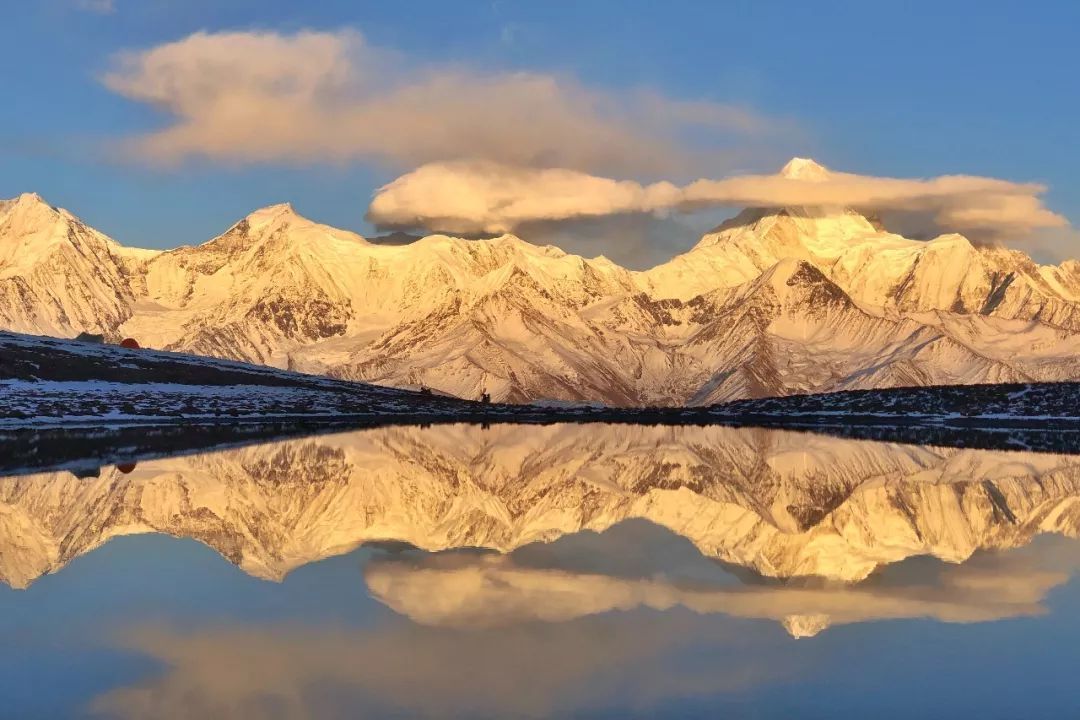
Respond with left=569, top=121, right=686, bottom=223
left=1, top=423, right=1079, bottom=718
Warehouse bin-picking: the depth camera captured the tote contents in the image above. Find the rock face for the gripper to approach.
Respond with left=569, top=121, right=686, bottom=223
left=2, top=424, right=1078, bottom=592
left=4, top=164, right=1080, bottom=404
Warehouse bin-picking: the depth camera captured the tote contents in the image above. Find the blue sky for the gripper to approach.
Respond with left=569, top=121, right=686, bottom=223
left=2, top=0, right=1077, bottom=261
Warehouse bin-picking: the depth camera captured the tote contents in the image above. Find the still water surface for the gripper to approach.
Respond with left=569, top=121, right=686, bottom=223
left=2, top=423, right=1079, bottom=718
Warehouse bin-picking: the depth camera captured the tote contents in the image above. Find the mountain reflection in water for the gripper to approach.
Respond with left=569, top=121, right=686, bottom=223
left=1, top=423, right=1079, bottom=718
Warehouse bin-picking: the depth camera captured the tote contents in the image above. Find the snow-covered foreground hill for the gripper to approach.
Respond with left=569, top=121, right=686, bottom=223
left=4, top=159, right=1080, bottom=404
left=0, top=330, right=500, bottom=425
left=2, top=424, right=1079, bottom=637
left=5, top=329, right=1080, bottom=464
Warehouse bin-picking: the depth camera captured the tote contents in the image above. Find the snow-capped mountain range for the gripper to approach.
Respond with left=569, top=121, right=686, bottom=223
left=4, top=158, right=1080, bottom=404
left=3, top=424, right=1078, bottom=636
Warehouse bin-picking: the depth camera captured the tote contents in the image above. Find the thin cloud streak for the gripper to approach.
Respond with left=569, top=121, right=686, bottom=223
left=76, top=0, right=115, bottom=13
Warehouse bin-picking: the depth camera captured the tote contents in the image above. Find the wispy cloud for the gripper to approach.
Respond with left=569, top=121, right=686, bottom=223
left=92, top=614, right=777, bottom=718
left=101, top=29, right=788, bottom=176
left=1023, top=226, right=1080, bottom=263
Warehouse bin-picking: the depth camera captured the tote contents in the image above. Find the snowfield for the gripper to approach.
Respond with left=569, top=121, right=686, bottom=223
left=0, top=330, right=517, bottom=424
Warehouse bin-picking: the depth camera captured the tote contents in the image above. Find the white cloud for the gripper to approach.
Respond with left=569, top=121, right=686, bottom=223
left=680, top=168, right=1066, bottom=238
left=366, top=160, right=681, bottom=234
left=364, top=536, right=1080, bottom=634
left=367, top=159, right=1069, bottom=240
left=101, top=29, right=786, bottom=175
left=101, top=29, right=1072, bottom=252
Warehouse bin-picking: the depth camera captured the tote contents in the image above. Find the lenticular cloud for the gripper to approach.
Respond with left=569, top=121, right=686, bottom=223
left=367, top=158, right=1067, bottom=239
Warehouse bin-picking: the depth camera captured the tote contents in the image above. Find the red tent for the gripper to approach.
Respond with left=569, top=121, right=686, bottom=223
left=119, top=338, right=140, bottom=349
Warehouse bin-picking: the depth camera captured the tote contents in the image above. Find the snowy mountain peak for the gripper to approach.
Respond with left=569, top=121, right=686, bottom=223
left=0, top=192, right=60, bottom=226
left=12, top=192, right=49, bottom=208
left=4, top=186, right=1080, bottom=405
left=250, top=201, right=295, bottom=216
left=780, top=157, right=831, bottom=181
left=760, top=255, right=811, bottom=286
left=753, top=256, right=840, bottom=305
left=926, top=232, right=974, bottom=248
left=244, top=202, right=301, bottom=227
left=782, top=614, right=832, bottom=638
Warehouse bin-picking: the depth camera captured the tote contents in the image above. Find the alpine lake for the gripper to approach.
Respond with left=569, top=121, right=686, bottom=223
left=2, top=422, right=1079, bottom=719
